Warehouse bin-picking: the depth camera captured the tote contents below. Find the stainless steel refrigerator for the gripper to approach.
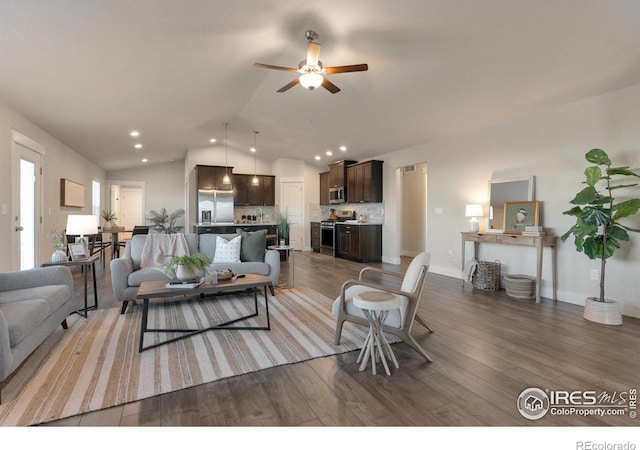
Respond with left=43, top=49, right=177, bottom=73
left=197, top=189, right=234, bottom=223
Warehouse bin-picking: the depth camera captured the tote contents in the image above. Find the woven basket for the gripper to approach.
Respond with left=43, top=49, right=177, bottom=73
left=472, top=260, right=501, bottom=291
left=504, top=274, right=535, bottom=299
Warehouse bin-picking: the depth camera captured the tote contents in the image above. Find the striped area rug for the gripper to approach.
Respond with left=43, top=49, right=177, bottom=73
left=0, top=287, right=372, bottom=426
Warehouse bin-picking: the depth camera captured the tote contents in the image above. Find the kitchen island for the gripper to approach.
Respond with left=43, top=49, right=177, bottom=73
left=193, top=223, right=280, bottom=249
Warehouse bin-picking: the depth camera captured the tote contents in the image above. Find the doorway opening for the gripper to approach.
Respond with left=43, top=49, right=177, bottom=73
left=400, top=162, right=427, bottom=257
left=106, top=180, right=145, bottom=232
left=11, top=130, right=44, bottom=270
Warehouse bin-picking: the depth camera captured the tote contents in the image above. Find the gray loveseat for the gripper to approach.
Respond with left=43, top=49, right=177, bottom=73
left=0, top=266, right=76, bottom=403
left=110, top=232, right=281, bottom=313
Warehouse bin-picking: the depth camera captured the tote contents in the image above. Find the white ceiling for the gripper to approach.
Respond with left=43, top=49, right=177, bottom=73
left=1, top=0, right=639, bottom=172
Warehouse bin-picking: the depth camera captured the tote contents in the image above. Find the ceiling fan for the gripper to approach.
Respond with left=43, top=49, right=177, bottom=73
left=254, top=30, right=368, bottom=94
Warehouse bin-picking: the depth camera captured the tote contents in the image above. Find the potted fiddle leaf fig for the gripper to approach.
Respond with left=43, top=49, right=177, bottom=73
left=561, top=148, right=640, bottom=325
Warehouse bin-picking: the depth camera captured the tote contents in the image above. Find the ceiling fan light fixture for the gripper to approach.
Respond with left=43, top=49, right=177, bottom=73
left=299, top=72, right=323, bottom=90
left=223, top=122, right=231, bottom=185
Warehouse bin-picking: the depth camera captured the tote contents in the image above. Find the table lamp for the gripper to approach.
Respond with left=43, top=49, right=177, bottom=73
left=66, top=214, right=99, bottom=250
left=465, top=204, right=483, bottom=232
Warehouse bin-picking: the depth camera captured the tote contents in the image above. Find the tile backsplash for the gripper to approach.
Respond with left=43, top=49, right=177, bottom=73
left=313, top=203, right=385, bottom=223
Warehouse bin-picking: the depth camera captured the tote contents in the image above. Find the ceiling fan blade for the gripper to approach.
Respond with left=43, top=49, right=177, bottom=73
left=321, top=77, right=341, bottom=94
left=306, top=42, right=321, bottom=66
left=277, top=77, right=300, bottom=92
left=325, top=64, right=369, bottom=74
left=254, top=63, right=298, bottom=73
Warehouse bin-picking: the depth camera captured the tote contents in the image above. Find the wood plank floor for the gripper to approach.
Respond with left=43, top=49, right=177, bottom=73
left=45, top=250, right=640, bottom=427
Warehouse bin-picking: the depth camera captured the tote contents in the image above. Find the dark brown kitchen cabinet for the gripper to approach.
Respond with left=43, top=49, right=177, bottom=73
left=319, top=171, right=329, bottom=205
left=335, top=224, right=382, bottom=263
left=310, top=222, right=320, bottom=252
left=197, top=165, right=233, bottom=190
left=261, top=175, right=275, bottom=205
left=347, top=160, right=383, bottom=203
left=328, top=160, right=357, bottom=188
left=233, top=174, right=275, bottom=206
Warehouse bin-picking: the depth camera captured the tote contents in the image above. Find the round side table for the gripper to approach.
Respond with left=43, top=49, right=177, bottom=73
left=352, top=290, right=401, bottom=376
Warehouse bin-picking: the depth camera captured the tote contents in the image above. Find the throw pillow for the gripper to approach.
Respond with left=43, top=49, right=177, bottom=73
left=236, top=228, right=267, bottom=262
left=212, top=235, right=242, bottom=263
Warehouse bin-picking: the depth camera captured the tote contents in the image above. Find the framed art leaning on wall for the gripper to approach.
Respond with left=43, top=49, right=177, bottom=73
left=503, top=201, right=539, bottom=234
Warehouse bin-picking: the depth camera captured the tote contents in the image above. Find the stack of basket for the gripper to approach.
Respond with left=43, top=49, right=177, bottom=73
left=504, top=274, right=535, bottom=299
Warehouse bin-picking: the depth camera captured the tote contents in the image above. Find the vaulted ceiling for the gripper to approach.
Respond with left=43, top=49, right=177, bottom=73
left=1, top=1, right=639, bottom=171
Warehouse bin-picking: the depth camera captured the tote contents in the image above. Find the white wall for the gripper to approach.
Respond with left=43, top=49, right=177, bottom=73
left=0, top=100, right=106, bottom=271
left=377, top=84, right=640, bottom=317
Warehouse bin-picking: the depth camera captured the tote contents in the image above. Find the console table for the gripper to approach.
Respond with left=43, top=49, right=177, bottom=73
left=461, top=232, right=557, bottom=303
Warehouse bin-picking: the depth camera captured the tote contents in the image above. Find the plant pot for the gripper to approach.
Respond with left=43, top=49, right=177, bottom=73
left=51, top=249, right=67, bottom=263
left=583, top=297, right=623, bottom=325
left=176, top=265, right=201, bottom=282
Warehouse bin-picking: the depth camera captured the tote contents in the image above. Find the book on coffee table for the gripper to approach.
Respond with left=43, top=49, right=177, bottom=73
left=164, top=280, right=202, bottom=289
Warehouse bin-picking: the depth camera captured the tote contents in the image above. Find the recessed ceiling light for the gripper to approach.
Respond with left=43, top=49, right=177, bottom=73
left=339, top=145, right=347, bottom=151
left=209, top=138, right=216, bottom=143
left=326, top=151, right=333, bottom=156
left=250, top=147, right=256, bottom=152
left=130, top=131, right=140, bottom=137
left=134, top=143, right=143, bottom=149
left=314, top=156, right=321, bottom=160
left=141, top=158, right=148, bottom=163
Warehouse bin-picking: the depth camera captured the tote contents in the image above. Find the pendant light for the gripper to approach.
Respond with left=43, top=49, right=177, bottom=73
left=222, top=122, right=231, bottom=185
left=251, top=130, right=260, bottom=186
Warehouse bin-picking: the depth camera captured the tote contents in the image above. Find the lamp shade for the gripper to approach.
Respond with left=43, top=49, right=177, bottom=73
left=465, top=204, right=483, bottom=217
left=299, top=72, right=323, bottom=89
left=66, top=215, right=99, bottom=236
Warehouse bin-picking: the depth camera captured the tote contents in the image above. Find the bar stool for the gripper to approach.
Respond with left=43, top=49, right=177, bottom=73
left=353, top=290, right=401, bottom=376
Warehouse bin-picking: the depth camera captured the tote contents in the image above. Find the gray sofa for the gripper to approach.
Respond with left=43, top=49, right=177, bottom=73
left=0, top=266, right=76, bottom=403
left=110, top=233, right=281, bottom=313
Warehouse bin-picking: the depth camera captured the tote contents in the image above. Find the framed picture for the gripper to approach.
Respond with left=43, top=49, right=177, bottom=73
left=503, top=201, right=540, bottom=234
left=68, top=242, right=88, bottom=260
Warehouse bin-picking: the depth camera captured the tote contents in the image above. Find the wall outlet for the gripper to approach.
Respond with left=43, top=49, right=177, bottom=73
left=590, top=269, right=599, bottom=280
left=448, top=249, right=453, bottom=259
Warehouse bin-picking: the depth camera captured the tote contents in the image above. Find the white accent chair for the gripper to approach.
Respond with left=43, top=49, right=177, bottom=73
left=332, top=252, right=433, bottom=361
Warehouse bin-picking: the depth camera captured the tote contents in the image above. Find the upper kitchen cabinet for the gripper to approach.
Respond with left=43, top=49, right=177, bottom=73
left=196, top=165, right=234, bottom=190
left=319, top=171, right=329, bottom=205
left=347, top=160, right=383, bottom=203
left=328, top=160, right=357, bottom=188
left=233, top=174, right=276, bottom=206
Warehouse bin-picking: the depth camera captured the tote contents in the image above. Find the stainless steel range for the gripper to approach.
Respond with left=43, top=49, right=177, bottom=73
left=319, top=210, right=354, bottom=256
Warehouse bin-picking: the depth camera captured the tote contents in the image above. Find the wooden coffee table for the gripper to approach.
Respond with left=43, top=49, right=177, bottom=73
left=136, top=273, right=272, bottom=352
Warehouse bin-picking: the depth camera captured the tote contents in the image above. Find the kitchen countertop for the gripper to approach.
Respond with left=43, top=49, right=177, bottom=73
left=194, top=222, right=277, bottom=227
left=336, top=221, right=382, bottom=226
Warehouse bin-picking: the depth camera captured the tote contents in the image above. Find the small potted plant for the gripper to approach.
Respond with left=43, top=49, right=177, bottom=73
left=561, top=148, right=640, bottom=325
left=278, top=211, right=290, bottom=245
left=47, top=229, right=67, bottom=262
left=164, top=252, right=211, bottom=281
left=101, top=209, right=117, bottom=228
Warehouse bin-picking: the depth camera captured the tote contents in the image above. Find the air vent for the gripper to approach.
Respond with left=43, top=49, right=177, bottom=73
left=403, top=165, right=416, bottom=173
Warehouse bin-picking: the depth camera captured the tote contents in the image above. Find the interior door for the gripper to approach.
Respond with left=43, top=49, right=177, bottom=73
left=11, top=140, right=43, bottom=270
left=120, top=187, right=143, bottom=230
left=280, top=181, right=304, bottom=250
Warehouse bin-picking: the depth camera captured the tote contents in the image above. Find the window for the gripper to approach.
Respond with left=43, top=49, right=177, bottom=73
left=92, top=180, right=101, bottom=218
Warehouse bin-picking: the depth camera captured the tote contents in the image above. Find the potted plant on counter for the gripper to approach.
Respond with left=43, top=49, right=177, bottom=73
left=165, top=252, right=211, bottom=281
left=561, top=148, right=640, bottom=325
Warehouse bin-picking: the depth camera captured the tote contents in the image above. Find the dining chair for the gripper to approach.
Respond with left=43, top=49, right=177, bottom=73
left=332, top=252, right=434, bottom=361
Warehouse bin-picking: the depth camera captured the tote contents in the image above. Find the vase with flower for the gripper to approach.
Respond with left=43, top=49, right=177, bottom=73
left=48, top=229, right=67, bottom=262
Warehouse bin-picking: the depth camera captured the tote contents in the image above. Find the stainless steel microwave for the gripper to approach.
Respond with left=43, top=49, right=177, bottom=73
left=329, top=186, right=345, bottom=204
